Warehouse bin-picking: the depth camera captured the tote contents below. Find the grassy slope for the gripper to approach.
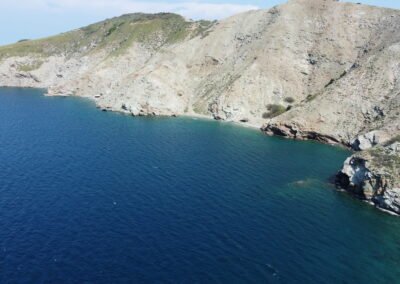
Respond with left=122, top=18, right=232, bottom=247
left=0, top=13, right=214, bottom=60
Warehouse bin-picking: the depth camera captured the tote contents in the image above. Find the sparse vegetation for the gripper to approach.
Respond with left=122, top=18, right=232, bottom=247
left=368, top=147, right=400, bottom=172
left=17, top=61, right=44, bottom=72
left=262, top=104, right=287, bottom=119
left=284, top=97, right=295, bottom=103
left=195, top=20, right=216, bottom=39
left=0, top=13, right=207, bottom=59
left=105, top=23, right=124, bottom=37
left=306, top=93, right=318, bottom=102
left=383, top=135, right=400, bottom=146
left=104, top=13, right=210, bottom=57
left=324, top=70, right=347, bottom=88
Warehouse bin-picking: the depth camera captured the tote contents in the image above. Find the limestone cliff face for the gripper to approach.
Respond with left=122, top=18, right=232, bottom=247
left=0, top=0, right=399, bottom=214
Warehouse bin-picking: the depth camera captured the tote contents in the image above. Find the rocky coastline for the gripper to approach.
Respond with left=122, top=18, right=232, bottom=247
left=1, top=0, right=399, bottom=214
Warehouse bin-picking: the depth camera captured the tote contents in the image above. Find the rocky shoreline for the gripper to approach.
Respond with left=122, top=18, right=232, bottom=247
left=50, top=91, right=400, bottom=216
left=336, top=143, right=400, bottom=215
left=2, top=83, right=400, bottom=215
left=262, top=120, right=400, bottom=215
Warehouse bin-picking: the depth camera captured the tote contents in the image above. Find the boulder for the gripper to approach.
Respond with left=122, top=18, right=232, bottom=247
left=351, top=131, right=389, bottom=151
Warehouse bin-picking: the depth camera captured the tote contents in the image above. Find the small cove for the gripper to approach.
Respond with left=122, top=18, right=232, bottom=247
left=0, top=87, right=399, bottom=283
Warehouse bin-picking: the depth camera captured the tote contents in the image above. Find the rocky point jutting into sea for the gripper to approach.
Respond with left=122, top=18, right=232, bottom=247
left=0, top=0, right=399, bottom=214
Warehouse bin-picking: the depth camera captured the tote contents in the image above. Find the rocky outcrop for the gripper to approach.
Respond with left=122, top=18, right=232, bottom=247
left=263, top=122, right=342, bottom=145
left=336, top=143, right=400, bottom=214
left=350, top=131, right=391, bottom=151
left=1, top=0, right=400, bottom=214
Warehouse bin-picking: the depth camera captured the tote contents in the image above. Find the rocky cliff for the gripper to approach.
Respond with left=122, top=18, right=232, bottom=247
left=337, top=142, right=400, bottom=214
left=0, top=0, right=399, bottom=214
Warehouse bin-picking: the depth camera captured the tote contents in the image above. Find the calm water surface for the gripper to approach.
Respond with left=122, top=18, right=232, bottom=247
left=0, top=88, right=399, bottom=283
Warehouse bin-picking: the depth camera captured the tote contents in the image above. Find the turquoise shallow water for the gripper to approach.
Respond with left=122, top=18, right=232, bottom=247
left=0, top=87, right=399, bottom=283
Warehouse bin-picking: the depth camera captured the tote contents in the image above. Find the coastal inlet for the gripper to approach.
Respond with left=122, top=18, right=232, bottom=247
left=0, top=88, right=399, bottom=283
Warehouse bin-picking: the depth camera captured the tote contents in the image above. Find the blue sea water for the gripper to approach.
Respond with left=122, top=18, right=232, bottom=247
left=0, top=87, right=399, bottom=283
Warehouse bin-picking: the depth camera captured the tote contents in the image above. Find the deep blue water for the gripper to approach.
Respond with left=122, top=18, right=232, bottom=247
left=0, top=87, right=399, bottom=283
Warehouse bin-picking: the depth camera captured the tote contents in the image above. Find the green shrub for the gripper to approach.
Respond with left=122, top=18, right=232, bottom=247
left=262, top=104, right=287, bottom=119
left=306, top=94, right=318, bottom=102
left=284, top=97, right=295, bottom=103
